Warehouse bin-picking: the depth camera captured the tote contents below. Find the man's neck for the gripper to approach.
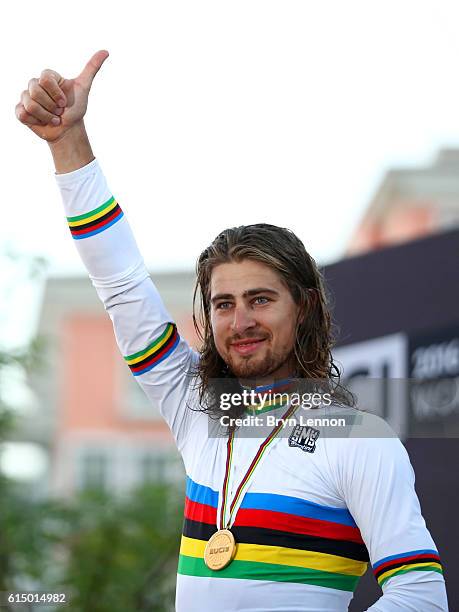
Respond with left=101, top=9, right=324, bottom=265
left=238, top=376, right=294, bottom=392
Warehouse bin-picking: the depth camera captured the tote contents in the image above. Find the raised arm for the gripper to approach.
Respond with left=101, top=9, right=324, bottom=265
left=15, top=50, right=105, bottom=171
left=16, top=51, right=200, bottom=450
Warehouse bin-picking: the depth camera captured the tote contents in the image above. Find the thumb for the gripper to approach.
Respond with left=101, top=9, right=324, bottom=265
left=77, top=50, right=109, bottom=89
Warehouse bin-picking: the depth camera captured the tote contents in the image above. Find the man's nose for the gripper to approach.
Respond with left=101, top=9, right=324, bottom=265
left=231, top=303, right=256, bottom=335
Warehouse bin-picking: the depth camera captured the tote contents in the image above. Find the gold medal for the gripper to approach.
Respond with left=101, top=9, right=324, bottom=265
left=203, top=529, right=237, bottom=570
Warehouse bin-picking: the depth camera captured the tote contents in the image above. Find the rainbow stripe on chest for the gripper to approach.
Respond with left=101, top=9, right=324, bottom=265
left=178, top=476, right=369, bottom=591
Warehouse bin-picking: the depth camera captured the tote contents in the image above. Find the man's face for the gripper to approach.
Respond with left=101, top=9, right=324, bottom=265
left=210, top=259, right=301, bottom=381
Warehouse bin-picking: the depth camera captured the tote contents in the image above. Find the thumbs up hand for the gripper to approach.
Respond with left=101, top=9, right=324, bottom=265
left=15, top=50, right=109, bottom=142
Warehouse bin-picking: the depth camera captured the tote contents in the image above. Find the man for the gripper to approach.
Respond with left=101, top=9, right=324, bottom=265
left=16, top=51, right=448, bottom=611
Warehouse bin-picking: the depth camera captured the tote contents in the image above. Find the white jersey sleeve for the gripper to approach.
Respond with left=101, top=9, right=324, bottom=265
left=55, top=158, right=199, bottom=451
left=327, top=414, right=448, bottom=611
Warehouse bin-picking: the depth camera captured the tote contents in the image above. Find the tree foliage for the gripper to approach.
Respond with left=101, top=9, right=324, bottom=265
left=0, top=251, right=184, bottom=610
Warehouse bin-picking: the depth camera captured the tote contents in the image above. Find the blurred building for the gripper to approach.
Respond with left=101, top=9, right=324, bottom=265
left=32, top=271, right=198, bottom=498
left=347, top=148, right=459, bottom=256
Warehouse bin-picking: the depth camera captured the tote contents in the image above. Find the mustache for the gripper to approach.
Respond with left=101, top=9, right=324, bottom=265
left=227, top=332, right=270, bottom=344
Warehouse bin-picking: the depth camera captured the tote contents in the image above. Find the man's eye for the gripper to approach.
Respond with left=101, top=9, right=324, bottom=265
left=253, top=296, right=269, bottom=305
left=216, top=302, right=232, bottom=310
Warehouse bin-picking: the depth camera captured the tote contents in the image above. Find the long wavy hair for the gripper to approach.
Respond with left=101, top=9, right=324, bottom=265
left=191, top=223, right=354, bottom=420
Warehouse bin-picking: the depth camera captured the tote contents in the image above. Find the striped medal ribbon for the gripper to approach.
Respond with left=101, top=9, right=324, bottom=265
left=203, top=399, right=299, bottom=571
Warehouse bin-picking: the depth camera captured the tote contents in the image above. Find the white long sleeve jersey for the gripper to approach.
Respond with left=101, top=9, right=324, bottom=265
left=55, top=159, right=448, bottom=612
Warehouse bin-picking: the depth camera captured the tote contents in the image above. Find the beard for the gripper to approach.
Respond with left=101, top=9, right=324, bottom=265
left=225, top=346, right=293, bottom=380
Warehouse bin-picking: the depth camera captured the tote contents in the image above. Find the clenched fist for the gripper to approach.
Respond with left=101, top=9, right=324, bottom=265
left=15, top=50, right=109, bottom=143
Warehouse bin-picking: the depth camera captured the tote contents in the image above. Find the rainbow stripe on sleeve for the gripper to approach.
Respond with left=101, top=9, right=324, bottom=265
left=124, top=323, right=180, bottom=376
left=373, top=549, right=443, bottom=587
left=67, top=196, right=124, bottom=239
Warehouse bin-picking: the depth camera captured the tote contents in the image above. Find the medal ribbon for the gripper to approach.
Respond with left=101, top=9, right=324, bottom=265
left=244, top=378, right=293, bottom=415
left=219, top=399, right=298, bottom=530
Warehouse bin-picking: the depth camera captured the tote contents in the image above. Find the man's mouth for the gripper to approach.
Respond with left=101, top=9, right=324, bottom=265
left=230, top=338, right=267, bottom=355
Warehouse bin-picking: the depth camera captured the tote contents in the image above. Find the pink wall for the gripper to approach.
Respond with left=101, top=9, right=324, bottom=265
left=347, top=204, right=437, bottom=256
left=58, top=314, right=173, bottom=435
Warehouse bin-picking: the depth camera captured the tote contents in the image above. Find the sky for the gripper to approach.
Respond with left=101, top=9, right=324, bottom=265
left=2, top=0, right=459, bottom=347
left=2, top=0, right=459, bottom=479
